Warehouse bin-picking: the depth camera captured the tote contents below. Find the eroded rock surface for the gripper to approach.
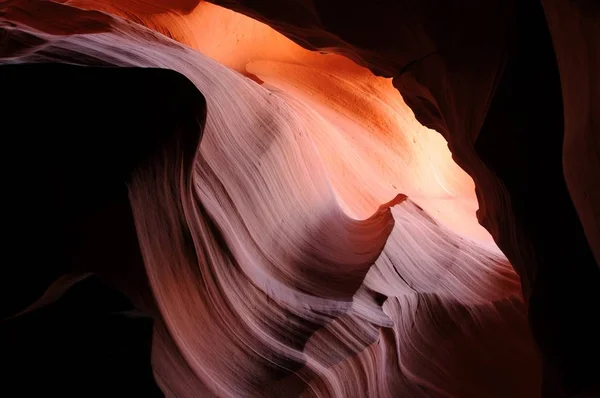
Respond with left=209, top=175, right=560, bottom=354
left=2, top=0, right=599, bottom=396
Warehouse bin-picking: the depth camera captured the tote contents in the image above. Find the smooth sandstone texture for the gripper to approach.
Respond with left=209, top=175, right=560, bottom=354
left=3, top=0, right=598, bottom=397
left=72, top=0, right=599, bottom=394
left=58, top=0, right=492, bottom=242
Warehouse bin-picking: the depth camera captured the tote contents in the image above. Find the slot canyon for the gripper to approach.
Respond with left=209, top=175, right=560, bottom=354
left=1, top=0, right=599, bottom=396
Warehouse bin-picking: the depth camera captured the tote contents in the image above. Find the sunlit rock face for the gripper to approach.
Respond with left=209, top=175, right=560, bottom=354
left=57, top=0, right=491, bottom=242
left=2, top=0, right=598, bottom=397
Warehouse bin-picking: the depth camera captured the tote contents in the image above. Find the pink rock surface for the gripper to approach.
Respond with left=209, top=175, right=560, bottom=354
left=6, top=1, right=587, bottom=397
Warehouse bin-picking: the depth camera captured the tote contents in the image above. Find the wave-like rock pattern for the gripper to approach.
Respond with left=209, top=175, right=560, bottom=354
left=1, top=1, right=543, bottom=397
left=58, top=0, right=491, bottom=242
left=103, top=0, right=599, bottom=394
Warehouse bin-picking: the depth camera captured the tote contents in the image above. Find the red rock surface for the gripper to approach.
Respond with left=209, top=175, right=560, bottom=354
left=1, top=0, right=599, bottom=396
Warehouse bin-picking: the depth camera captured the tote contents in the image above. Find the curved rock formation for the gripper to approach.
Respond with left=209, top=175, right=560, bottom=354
left=2, top=0, right=598, bottom=397
left=57, top=0, right=491, bottom=242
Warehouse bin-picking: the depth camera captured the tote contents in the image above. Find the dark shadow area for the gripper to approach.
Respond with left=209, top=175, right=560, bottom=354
left=2, top=275, right=163, bottom=397
left=473, top=1, right=600, bottom=395
left=0, top=63, right=206, bottom=396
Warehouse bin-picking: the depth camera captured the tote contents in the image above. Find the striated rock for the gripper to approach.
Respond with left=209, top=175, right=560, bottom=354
left=160, top=0, right=600, bottom=394
left=57, top=0, right=492, bottom=242
left=2, top=0, right=598, bottom=396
